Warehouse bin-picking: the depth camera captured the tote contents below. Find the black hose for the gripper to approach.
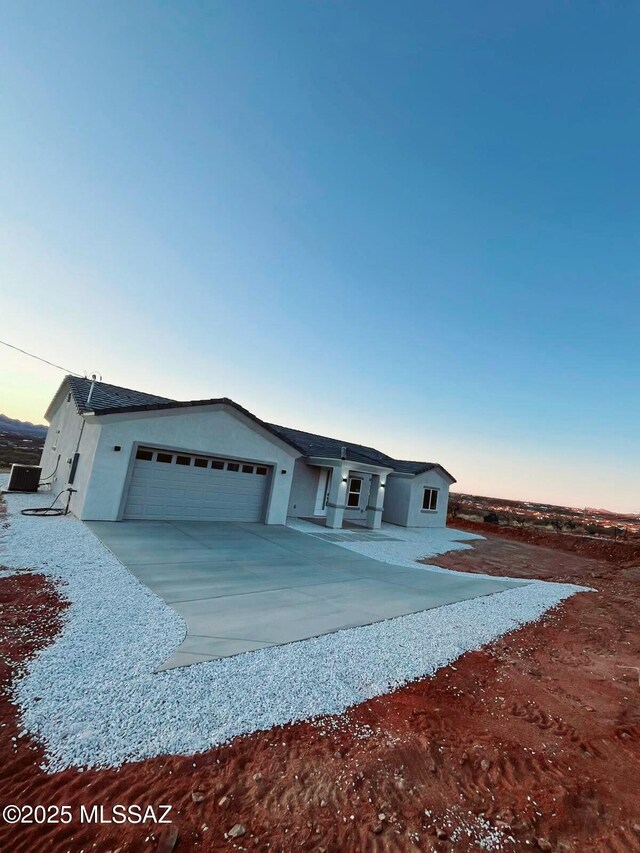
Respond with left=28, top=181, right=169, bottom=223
left=21, top=488, right=72, bottom=517
left=39, top=453, right=61, bottom=484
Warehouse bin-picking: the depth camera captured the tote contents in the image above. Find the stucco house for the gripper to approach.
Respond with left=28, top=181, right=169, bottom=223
left=38, top=376, right=456, bottom=529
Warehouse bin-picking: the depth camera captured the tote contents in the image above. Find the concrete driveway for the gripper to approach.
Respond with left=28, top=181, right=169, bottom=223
left=87, top=520, right=526, bottom=669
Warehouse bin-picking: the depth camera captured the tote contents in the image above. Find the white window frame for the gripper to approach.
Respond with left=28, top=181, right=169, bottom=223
left=422, top=487, right=439, bottom=512
left=346, top=477, right=363, bottom=509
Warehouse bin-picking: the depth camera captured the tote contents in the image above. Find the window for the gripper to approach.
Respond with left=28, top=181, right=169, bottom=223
left=422, top=488, right=438, bottom=511
left=347, top=477, right=362, bottom=508
left=227, top=462, right=240, bottom=472
left=211, top=460, right=225, bottom=470
left=156, top=452, right=173, bottom=464
left=176, top=455, right=191, bottom=466
left=242, top=464, right=254, bottom=474
left=256, top=466, right=268, bottom=476
left=194, top=458, right=208, bottom=468
left=136, top=448, right=153, bottom=461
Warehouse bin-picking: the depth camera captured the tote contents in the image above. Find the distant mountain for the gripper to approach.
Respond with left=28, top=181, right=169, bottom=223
left=0, top=414, right=48, bottom=438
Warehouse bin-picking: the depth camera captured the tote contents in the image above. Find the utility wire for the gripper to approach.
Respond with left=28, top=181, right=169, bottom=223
left=0, top=338, right=82, bottom=376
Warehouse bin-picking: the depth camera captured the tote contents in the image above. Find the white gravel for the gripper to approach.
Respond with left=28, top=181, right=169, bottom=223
left=0, top=484, right=588, bottom=771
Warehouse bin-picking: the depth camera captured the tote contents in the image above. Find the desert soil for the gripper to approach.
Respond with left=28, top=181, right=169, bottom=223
left=1, top=521, right=639, bottom=852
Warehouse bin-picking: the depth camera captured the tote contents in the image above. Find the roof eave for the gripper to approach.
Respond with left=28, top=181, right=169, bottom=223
left=43, top=377, right=73, bottom=422
left=415, top=464, right=456, bottom=483
left=306, top=456, right=395, bottom=474
left=435, top=465, right=457, bottom=484
left=389, top=463, right=457, bottom=483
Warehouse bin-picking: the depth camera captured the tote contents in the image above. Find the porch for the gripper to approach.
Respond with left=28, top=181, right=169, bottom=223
left=305, top=457, right=394, bottom=530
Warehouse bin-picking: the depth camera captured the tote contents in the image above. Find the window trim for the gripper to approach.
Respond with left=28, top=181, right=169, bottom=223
left=346, top=477, right=363, bottom=509
left=421, top=487, right=439, bottom=512
left=156, top=452, right=174, bottom=464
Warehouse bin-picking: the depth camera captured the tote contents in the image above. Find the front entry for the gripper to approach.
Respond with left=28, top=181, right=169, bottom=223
left=314, top=469, right=332, bottom=516
left=320, top=464, right=389, bottom=530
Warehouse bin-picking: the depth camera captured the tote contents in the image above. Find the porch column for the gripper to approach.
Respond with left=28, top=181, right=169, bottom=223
left=366, top=474, right=385, bottom=529
left=325, top=465, right=348, bottom=529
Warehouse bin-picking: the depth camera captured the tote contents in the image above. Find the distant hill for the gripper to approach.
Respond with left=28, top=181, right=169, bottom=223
left=0, top=415, right=47, bottom=469
left=0, top=414, right=48, bottom=438
left=450, top=492, right=640, bottom=536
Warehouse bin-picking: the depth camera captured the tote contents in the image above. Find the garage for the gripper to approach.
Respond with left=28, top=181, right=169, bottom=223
left=123, top=446, right=272, bottom=522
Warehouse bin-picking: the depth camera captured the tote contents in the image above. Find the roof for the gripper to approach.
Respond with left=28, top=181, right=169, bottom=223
left=67, top=376, right=175, bottom=414
left=265, top=424, right=396, bottom=467
left=265, top=425, right=456, bottom=479
left=59, top=376, right=455, bottom=480
left=391, top=459, right=457, bottom=482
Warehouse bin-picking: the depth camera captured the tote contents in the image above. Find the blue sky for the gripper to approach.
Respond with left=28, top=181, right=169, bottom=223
left=1, top=1, right=638, bottom=512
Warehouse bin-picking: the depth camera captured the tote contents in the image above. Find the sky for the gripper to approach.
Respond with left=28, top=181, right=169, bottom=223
left=1, top=1, right=638, bottom=513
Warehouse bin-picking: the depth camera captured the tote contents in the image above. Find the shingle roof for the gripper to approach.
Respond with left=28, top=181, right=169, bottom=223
left=265, top=424, right=396, bottom=467
left=266, top=425, right=455, bottom=479
left=64, top=379, right=304, bottom=451
left=67, top=376, right=175, bottom=413
left=61, top=376, right=455, bottom=480
left=391, top=459, right=456, bottom=480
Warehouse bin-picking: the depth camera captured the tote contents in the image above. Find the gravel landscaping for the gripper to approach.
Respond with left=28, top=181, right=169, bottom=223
left=0, top=484, right=588, bottom=771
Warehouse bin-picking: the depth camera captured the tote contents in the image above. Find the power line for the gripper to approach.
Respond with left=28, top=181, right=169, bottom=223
left=0, top=338, right=82, bottom=376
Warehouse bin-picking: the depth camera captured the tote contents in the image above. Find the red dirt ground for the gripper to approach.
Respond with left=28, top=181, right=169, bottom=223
left=1, top=525, right=639, bottom=852
left=448, top=517, right=640, bottom=567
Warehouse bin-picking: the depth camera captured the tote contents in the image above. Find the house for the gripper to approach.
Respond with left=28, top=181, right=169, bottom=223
left=38, top=376, right=456, bottom=529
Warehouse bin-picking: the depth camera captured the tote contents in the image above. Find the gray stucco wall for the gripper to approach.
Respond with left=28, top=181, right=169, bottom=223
left=71, top=422, right=102, bottom=517
left=344, top=471, right=372, bottom=522
left=78, top=406, right=299, bottom=523
left=405, top=469, right=451, bottom=527
left=288, top=460, right=321, bottom=517
left=38, top=393, right=101, bottom=517
left=382, top=474, right=412, bottom=525
left=39, top=392, right=80, bottom=490
left=382, top=469, right=451, bottom=527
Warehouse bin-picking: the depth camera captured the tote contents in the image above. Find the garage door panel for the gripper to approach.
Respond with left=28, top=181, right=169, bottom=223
left=123, top=448, right=271, bottom=522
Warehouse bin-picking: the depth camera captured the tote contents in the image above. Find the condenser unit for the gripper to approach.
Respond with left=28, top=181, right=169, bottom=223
left=7, top=464, right=41, bottom=492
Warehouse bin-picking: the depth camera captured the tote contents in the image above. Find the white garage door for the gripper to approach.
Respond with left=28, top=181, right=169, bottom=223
left=123, top=446, right=272, bottom=522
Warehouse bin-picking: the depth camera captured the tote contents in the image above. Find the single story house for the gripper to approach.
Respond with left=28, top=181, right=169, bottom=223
left=38, top=376, right=456, bottom=529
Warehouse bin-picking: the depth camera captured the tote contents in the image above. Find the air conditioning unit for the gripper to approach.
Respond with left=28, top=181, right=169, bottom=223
left=7, top=464, right=42, bottom=492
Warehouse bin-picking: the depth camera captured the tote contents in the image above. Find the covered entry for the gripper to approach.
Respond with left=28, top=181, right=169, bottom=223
left=306, top=456, right=395, bottom=530
left=123, top=446, right=272, bottom=522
